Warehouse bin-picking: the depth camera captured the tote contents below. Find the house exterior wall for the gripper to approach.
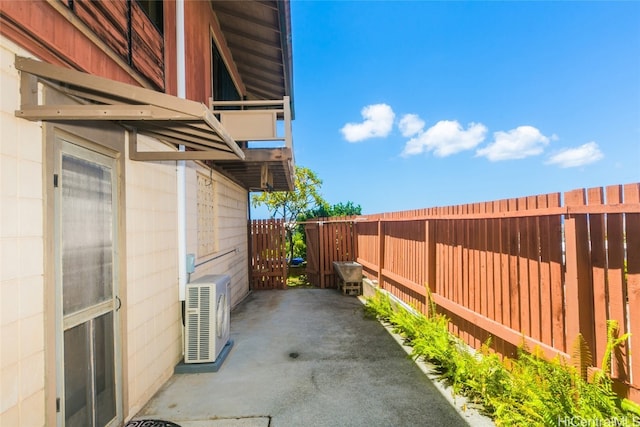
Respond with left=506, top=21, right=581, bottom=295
left=124, top=134, right=182, bottom=416
left=182, top=1, right=243, bottom=104
left=0, top=36, right=46, bottom=427
left=186, top=163, right=250, bottom=308
left=0, top=31, right=251, bottom=424
left=0, top=1, right=152, bottom=88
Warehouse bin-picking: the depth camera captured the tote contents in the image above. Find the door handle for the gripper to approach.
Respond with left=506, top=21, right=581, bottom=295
left=115, top=296, right=122, bottom=311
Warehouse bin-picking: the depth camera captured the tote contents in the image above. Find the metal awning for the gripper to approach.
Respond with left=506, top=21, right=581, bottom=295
left=14, top=55, right=245, bottom=161
left=14, top=56, right=295, bottom=191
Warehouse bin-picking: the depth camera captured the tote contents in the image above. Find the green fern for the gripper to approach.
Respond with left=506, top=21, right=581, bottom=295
left=599, top=320, right=630, bottom=379
left=364, top=290, right=638, bottom=426
left=622, top=398, right=640, bottom=417
left=363, top=290, right=393, bottom=320
left=571, top=333, right=592, bottom=381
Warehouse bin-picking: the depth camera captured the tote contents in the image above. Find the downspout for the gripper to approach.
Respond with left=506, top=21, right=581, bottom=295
left=176, top=0, right=187, bottom=302
left=247, top=193, right=252, bottom=291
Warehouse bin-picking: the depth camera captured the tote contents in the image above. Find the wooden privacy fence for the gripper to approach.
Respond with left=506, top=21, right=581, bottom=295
left=353, top=183, right=640, bottom=403
left=248, top=219, right=287, bottom=289
left=304, top=219, right=357, bottom=288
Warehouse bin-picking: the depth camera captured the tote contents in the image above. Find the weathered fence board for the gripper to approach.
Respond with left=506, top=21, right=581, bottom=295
left=350, top=182, right=640, bottom=403
left=606, top=185, right=628, bottom=381
left=248, top=219, right=287, bottom=290
left=304, top=219, right=356, bottom=288
left=625, top=183, right=640, bottom=402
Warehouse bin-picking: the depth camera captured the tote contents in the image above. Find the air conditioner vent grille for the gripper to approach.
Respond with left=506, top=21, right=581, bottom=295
left=184, top=275, right=230, bottom=363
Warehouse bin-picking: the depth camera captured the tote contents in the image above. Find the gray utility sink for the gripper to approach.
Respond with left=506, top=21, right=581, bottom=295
left=333, top=261, right=363, bottom=282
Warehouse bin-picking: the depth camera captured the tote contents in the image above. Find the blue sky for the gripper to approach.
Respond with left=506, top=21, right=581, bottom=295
left=254, top=1, right=640, bottom=218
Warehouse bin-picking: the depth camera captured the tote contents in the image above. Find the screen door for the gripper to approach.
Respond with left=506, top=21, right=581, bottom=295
left=55, top=138, right=121, bottom=427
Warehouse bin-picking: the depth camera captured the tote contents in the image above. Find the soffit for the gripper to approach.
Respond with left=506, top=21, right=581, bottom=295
left=211, top=0, right=294, bottom=108
left=214, top=148, right=294, bottom=192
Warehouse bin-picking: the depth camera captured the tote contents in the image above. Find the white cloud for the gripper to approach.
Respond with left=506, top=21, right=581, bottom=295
left=401, top=120, right=487, bottom=157
left=398, top=114, right=425, bottom=137
left=545, top=142, right=604, bottom=168
left=476, top=126, right=550, bottom=161
left=340, top=103, right=395, bottom=142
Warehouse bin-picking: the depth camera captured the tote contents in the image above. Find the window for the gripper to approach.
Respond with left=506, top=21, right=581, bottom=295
left=197, top=172, right=216, bottom=257
left=137, top=0, right=164, bottom=34
left=212, top=39, right=240, bottom=102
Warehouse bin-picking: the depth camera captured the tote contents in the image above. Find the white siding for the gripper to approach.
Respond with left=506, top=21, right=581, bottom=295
left=0, top=36, right=46, bottom=427
left=187, top=163, right=249, bottom=308
left=124, top=134, right=182, bottom=416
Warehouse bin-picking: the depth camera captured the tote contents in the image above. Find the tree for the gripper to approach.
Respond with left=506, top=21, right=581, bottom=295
left=302, top=201, right=362, bottom=219
left=293, top=201, right=362, bottom=260
left=251, top=166, right=326, bottom=259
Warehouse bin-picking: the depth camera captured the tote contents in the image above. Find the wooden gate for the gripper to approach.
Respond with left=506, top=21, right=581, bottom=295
left=304, top=219, right=357, bottom=288
left=249, top=219, right=287, bottom=289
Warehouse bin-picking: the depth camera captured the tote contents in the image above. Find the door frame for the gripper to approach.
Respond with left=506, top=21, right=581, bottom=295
left=43, top=117, right=127, bottom=426
left=54, top=132, right=122, bottom=426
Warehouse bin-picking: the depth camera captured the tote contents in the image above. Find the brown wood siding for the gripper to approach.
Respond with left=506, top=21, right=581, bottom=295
left=184, top=1, right=214, bottom=104
left=130, top=1, right=164, bottom=90
left=74, top=0, right=129, bottom=59
left=1, top=1, right=240, bottom=105
left=0, top=0, right=164, bottom=90
left=162, top=0, right=177, bottom=96
left=181, top=1, right=244, bottom=104
left=73, top=0, right=165, bottom=90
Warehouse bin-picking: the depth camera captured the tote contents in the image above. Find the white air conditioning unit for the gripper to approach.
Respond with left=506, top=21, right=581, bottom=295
left=184, top=274, right=231, bottom=364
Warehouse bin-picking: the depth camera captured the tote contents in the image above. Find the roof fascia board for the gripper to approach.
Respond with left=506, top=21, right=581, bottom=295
left=277, top=0, right=294, bottom=118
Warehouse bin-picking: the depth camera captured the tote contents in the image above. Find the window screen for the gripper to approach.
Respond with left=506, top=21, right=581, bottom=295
left=197, top=172, right=216, bottom=257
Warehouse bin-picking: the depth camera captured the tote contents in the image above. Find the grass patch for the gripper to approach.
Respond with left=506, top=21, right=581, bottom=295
left=287, top=264, right=314, bottom=288
left=365, top=289, right=639, bottom=426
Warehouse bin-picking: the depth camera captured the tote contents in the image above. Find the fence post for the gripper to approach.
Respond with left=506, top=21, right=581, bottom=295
left=564, top=188, right=595, bottom=359
left=624, top=183, right=640, bottom=396
left=281, top=219, right=288, bottom=289
left=425, top=219, right=436, bottom=314
left=319, top=221, right=325, bottom=288
left=378, top=219, right=384, bottom=287
left=351, top=220, right=357, bottom=264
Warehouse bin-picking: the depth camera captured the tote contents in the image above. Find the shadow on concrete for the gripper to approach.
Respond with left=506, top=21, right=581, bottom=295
left=133, top=289, right=494, bottom=427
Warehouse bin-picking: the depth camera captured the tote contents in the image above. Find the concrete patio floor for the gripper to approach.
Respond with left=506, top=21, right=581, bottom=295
left=132, top=288, right=495, bottom=427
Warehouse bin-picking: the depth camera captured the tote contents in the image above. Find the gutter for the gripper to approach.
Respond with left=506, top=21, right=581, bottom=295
left=277, top=0, right=295, bottom=119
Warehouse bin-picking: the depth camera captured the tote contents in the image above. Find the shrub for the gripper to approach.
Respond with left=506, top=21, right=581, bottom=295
left=365, top=290, right=637, bottom=426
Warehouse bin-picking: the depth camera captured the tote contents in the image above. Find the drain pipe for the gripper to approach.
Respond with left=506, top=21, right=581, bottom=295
left=176, top=0, right=187, bottom=303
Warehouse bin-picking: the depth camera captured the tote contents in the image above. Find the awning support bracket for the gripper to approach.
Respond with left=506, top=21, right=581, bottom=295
left=13, top=55, right=245, bottom=161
